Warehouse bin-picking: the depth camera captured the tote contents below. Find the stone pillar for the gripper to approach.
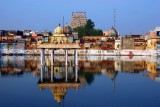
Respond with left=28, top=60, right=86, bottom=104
left=40, top=49, right=45, bottom=65
left=65, top=66, right=68, bottom=82
left=51, top=65, right=54, bottom=82
left=51, top=50, right=54, bottom=66
left=74, top=49, right=78, bottom=65
left=40, top=66, right=44, bottom=82
left=40, top=49, right=43, bottom=65
left=75, top=66, right=78, bottom=82
left=65, top=50, right=68, bottom=66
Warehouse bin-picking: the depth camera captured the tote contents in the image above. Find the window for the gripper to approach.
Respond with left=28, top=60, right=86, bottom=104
left=157, top=31, right=160, bottom=36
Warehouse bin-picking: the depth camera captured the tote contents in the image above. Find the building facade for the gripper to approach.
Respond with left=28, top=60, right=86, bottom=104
left=70, top=12, right=87, bottom=29
left=122, top=35, right=146, bottom=50
left=146, top=27, right=160, bottom=50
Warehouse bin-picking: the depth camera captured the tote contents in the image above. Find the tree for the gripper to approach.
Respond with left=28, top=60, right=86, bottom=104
left=91, top=29, right=103, bottom=36
left=73, top=19, right=103, bottom=38
left=73, top=26, right=85, bottom=38
left=85, top=19, right=95, bottom=30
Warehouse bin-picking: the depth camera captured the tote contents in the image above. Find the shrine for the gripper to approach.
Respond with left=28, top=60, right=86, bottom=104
left=37, top=24, right=80, bottom=66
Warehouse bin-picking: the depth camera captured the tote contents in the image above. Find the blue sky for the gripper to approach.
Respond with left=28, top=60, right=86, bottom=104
left=0, top=0, right=160, bottom=35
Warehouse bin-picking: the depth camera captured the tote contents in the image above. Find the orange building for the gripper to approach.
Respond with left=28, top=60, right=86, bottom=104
left=101, top=39, right=115, bottom=50
left=82, top=36, right=102, bottom=49
left=145, top=27, right=160, bottom=50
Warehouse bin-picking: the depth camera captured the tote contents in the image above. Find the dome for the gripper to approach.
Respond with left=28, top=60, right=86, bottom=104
left=148, top=31, right=156, bottom=37
left=54, top=25, right=63, bottom=35
left=108, top=27, right=118, bottom=37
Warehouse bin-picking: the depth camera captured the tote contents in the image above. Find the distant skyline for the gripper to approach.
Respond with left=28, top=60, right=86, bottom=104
left=0, top=0, right=160, bottom=35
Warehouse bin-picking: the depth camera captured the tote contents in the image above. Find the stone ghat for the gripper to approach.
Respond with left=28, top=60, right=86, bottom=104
left=0, top=49, right=160, bottom=56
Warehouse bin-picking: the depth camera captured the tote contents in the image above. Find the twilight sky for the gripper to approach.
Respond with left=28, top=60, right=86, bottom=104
left=0, top=0, right=160, bottom=35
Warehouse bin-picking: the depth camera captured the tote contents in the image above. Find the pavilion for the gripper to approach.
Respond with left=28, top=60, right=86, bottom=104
left=37, top=25, right=80, bottom=66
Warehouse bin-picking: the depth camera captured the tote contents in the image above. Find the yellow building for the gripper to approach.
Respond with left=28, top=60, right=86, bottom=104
left=146, top=37, right=160, bottom=50
left=50, top=25, right=67, bottom=44
left=146, top=28, right=160, bottom=50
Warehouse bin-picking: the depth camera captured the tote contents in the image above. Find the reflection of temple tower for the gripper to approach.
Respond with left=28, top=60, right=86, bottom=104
left=38, top=65, right=81, bottom=104
left=101, top=60, right=118, bottom=91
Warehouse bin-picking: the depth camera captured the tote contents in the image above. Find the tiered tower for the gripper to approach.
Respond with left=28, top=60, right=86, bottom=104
left=70, top=12, right=87, bottom=29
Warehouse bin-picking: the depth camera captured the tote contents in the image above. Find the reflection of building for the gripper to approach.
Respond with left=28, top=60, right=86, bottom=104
left=114, top=60, right=121, bottom=71
left=134, top=61, right=146, bottom=72
left=0, top=56, right=40, bottom=76
left=38, top=65, right=81, bottom=103
left=146, top=61, right=159, bottom=79
left=0, top=56, right=25, bottom=76
left=79, top=61, right=102, bottom=73
left=101, top=61, right=115, bottom=72
left=121, top=61, right=145, bottom=73
left=25, top=59, right=38, bottom=72
left=101, top=60, right=117, bottom=79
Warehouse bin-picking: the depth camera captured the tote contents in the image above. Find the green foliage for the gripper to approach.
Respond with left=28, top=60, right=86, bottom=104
left=85, top=19, right=95, bottom=30
left=73, top=19, right=103, bottom=38
left=73, top=26, right=85, bottom=38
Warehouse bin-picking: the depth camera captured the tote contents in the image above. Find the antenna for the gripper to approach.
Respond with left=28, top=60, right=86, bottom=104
left=114, top=9, right=116, bottom=28
left=63, top=16, right=64, bottom=33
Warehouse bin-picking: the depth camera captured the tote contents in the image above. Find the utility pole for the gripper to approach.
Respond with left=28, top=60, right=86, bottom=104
left=63, top=16, right=64, bottom=34
left=114, top=9, right=116, bottom=28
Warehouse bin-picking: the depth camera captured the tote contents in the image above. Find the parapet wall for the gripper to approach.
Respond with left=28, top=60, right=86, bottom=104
left=0, top=49, right=159, bottom=56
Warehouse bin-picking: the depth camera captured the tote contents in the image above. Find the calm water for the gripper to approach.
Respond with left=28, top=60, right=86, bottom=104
left=0, top=55, right=160, bottom=107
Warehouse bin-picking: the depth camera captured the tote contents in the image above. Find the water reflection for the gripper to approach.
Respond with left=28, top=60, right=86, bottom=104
left=0, top=55, right=160, bottom=104
left=0, top=56, right=40, bottom=76
left=0, top=55, right=160, bottom=83
left=0, top=56, right=160, bottom=80
left=38, top=65, right=80, bottom=103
